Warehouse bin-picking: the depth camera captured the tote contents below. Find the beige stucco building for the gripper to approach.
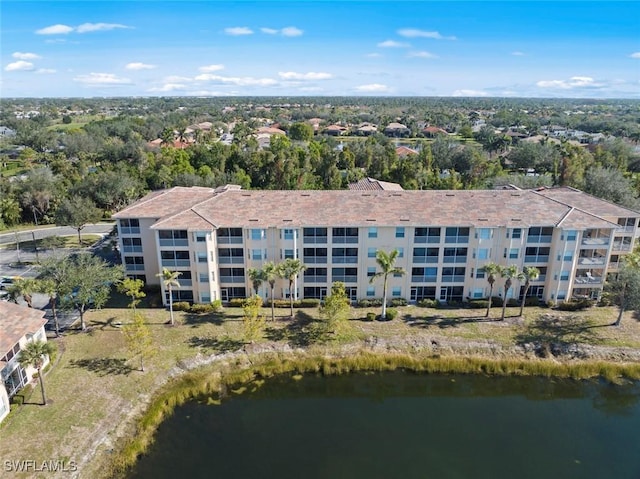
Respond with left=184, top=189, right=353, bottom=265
left=112, top=185, right=640, bottom=306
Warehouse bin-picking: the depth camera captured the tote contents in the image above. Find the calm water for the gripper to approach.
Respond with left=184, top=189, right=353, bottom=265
left=129, top=373, right=640, bottom=479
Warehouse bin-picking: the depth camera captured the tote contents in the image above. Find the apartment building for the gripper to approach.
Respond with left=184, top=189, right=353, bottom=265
left=112, top=185, right=640, bottom=306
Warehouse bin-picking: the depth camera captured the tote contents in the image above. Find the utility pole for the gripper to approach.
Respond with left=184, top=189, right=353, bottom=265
left=32, top=231, right=39, bottom=263
left=14, top=231, right=21, bottom=264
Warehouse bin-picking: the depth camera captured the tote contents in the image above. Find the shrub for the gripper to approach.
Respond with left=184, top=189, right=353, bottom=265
left=489, top=296, right=503, bottom=307
left=524, top=297, right=541, bottom=307
left=300, top=298, right=321, bottom=308
left=356, top=298, right=383, bottom=308
left=546, top=299, right=556, bottom=309
left=211, top=299, right=223, bottom=312
left=507, top=298, right=519, bottom=307
left=385, top=308, right=398, bottom=320
left=190, top=303, right=215, bottom=314
left=556, top=299, right=595, bottom=311
left=417, top=298, right=439, bottom=308
left=390, top=298, right=407, bottom=307
left=228, top=298, right=246, bottom=307
left=468, top=299, right=489, bottom=309
left=365, top=312, right=376, bottom=322
left=172, top=301, right=191, bottom=312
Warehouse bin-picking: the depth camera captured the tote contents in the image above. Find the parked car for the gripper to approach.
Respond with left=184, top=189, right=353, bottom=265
left=0, top=277, right=15, bottom=290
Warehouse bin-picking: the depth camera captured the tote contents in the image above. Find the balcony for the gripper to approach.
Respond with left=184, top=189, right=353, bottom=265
left=613, top=241, right=632, bottom=252
left=526, top=235, right=552, bottom=244
left=332, top=275, right=357, bottom=283
left=441, top=275, right=465, bottom=283
left=125, top=264, right=145, bottom=272
left=577, top=257, right=606, bottom=266
left=444, top=236, right=469, bottom=244
left=159, top=238, right=188, bottom=247
left=218, top=237, right=243, bottom=245
left=219, top=275, right=245, bottom=283
left=119, top=227, right=140, bottom=235
left=411, top=275, right=437, bottom=283
left=332, top=237, right=358, bottom=244
left=443, top=256, right=467, bottom=264
left=413, top=256, right=439, bottom=264
left=123, top=245, right=143, bottom=253
left=524, top=255, right=549, bottom=263
left=218, top=257, right=245, bottom=264
left=414, top=236, right=440, bottom=244
left=178, top=279, right=193, bottom=287
left=303, top=236, right=328, bottom=244
left=303, top=256, right=327, bottom=264
left=303, top=275, right=328, bottom=283
left=332, top=257, right=358, bottom=264
left=574, top=274, right=603, bottom=285
left=160, top=259, right=190, bottom=268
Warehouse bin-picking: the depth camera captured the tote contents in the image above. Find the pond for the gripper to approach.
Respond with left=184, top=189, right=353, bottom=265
left=129, top=372, right=640, bottom=479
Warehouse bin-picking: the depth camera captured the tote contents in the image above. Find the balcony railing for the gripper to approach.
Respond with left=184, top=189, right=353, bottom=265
left=443, top=256, right=467, bottom=264
left=617, top=225, right=635, bottom=232
left=122, top=245, right=143, bottom=253
left=582, top=237, right=610, bottom=246
left=219, top=276, right=245, bottom=283
left=444, top=236, right=469, bottom=244
left=332, top=275, right=357, bottom=283
left=178, top=279, right=193, bottom=287
left=304, top=275, right=328, bottom=283
left=613, top=242, right=632, bottom=252
left=159, top=239, right=188, bottom=247
left=218, top=237, right=243, bottom=244
left=332, top=257, right=358, bottom=264
left=161, top=259, right=190, bottom=268
left=303, top=236, right=328, bottom=244
left=125, top=264, right=145, bottom=271
left=413, top=256, right=439, bottom=263
left=218, top=257, right=245, bottom=264
left=533, top=275, right=546, bottom=282
left=414, top=236, right=440, bottom=244
left=441, top=275, right=465, bottom=283
left=411, top=275, right=438, bottom=283
left=119, top=227, right=140, bottom=235
left=578, top=257, right=606, bottom=266
left=524, top=255, right=549, bottom=263
left=303, top=256, right=327, bottom=264
left=526, top=235, right=552, bottom=243
left=332, top=237, right=358, bottom=244
left=574, top=275, right=603, bottom=284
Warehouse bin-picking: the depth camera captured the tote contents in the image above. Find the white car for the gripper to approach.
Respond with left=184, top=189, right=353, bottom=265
left=0, top=277, right=15, bottom=290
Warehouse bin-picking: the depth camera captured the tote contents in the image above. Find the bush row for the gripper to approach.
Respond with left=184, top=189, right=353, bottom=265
left=355, top=298, right=407, bottom=308
left=227, top=298, right=321, bottom=308
left=171, top=300, right=223, bottom=313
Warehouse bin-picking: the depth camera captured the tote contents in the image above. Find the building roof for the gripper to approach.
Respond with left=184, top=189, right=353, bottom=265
left=115, top=186, right=622, bottom=230
left=396, top=146, right=418, bottom=157
left=384, top=122, right=408, bottom=130
left=0, top=302, right=47, bottom=356
left=348, top=177, right=404, bottom=191
left=534, top=187, right=640, bottom=219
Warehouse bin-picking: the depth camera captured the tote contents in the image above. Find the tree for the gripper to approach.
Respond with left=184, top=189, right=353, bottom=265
left=37, top=278, right=61, bottom=337
left=481, top=262, right=502, bottom=317
left=156, top=268, right=181, bottom=326
left=242, top=295, right=266, bottom=343
left=122, top=312, right=156, bottom=372
left=262, top=262, right=279, bottom=321
left=519, top=266, right=540, bottom=317
left=500, top=265, right=524, bottom=320
left=117, top=278, right=146, bottom=313
left=370, top=249, right=405, bottom=320
left=604, top=252, right=640, bottom=326
left=7, top=277, right=37, bottom=308
left=37, top=255, right=75, bottom=337
left=583, top=167, right=640, bottom=210
left=288, top=122, right=314, bottom=142
left=247, top=267, right=266, bottom=296
left=318, top=281, right=351, bottom=338
left=278, top=258, right=307, bottom=317
left=18, top=340, right=55, bottom=405
left=61, top=253, right=124, bottom=331
left=55, top=195, right=103, bottom=246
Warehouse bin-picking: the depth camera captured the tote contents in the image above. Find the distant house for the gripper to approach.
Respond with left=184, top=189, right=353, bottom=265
left=383, top=122, right=410, bottom=138
left=307, top=118, right=324, bottom=134
left=396, top=146, right=418, bottom=157
left=357, top=123, right=378, bottom=136
left=324, top=124, right=349, bottom=136
left=256, top=126, right=286, bottom=136
left=1, top=302, right=49, bottom=423
left=348, top=177, right=404, bottom=191
left=422, top=126, right=448, bottom=138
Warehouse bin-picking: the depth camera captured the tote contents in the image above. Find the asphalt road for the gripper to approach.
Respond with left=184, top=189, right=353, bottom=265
left=1, top=222, right=117, bottom=331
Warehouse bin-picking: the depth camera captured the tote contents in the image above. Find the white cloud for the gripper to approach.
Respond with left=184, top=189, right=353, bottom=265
left=125, top=62, right=157, bottom=70
left=13, top=52, right=41, bottom=60
left=36, top=24, right=74, bottom=35
left=377, top=40, right=410, bottom=48
left=76, top=23, right=130, bottom=33
left=164, top=75, right=193, bottom=83
left=73, top=72, right=132, bottom=85
left=512, top=51, right=525, bottom=56
left=278, top=71, right=333, bottom=80
left=149, top=83, right=187, bottom=92
left=187, top=90, right=232, bottom=97
left=536, top=76, right=603, bottom=89
left=281, top=26, right=303, bottom=37
left=261, top=28, right=278, bottom=34
left=452, top=89, right=488, bottom=97
left=5, top=61, right=34, bottom=72
left=224, top=27, right=253, bottom=35
left=194, top=74, right=277, bottom=86
left=407, top=51, right=438, bottom=59
left=630, top=52, right=640, bottom=59
left=198, top=64, right=225, bottom=73
left=36, top=68, right=56, bottom=74
left=355, top=83, right=390, bottom=92
left=397, top=28, right=456, bottom=40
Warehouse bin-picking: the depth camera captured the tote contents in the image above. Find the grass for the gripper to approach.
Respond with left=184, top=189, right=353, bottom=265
left=0, top=234, right=103, bottom=251
left=0, top=296, right=639, bottom=478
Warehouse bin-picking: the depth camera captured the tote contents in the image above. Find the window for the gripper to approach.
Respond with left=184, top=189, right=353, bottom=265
left=392, top=287, right=401, bottom=297
left=303, top=227, right=328, bottom=244
left=396, top=227, right=405, bottom=238
left=524, top=247, right=550, bottom=263
left=119, top=218, right=140, bottom=234
left=477, top=248, right=489, bottom=260
left=177, top=271, right=193, bottom=287
left=443, top=247, right=467, bottom=263
left=413, top=247, right=439, bottom=263
left=218, top=248, right=244, bottom=264
left=557, top=291, right=567, bottom=300
left=563, top=252, right=573, bottom=262
left=441, top=267, right=465, bottom=282
left=445, top=227, right=469, bottom=244
left=566, top=230, right=577, bottom=241
left=122, top=237, right=142, bottom=253
left=303, top=247, right=327, bottom=263
left=397, top=247, right=404, bottom=258
left=201, top=293, right=211, bottom=303
left=332, top=227, right=359, bottom=244
left=527, top=227, right=553, bottom=243
left=251, top=228, right=266, bottom=240
left=332, top=247, right=358, bottom=263
left=219, top=268, right=245, bottom=283
left=283, top=249, right=295, bottom=259
left=124, top=256, right=144, bottom=271
left=197, top=252, right=207, bottom=263
left=332, top=267, right=358, bottom=283
left=411, top=267, right=437, bottom=282
left=414, top=227, right=441, bottom=243
left=560, top=270, right=569, bottom=281
left=367, top=286, right=375, bottom=297
left=218, top=228, right=243, bottom=244
left=199, top=272, right=209, bottom=283
left=283, top=229, right=294, bottom=240
left=195, top=232, right=207, bottom=242
left=368, top=227, right=378, bottom=238
left=476, top=228, right=491, bottom=239
left=440, top=286, right=464, bottom=302
left=410, top=286, right=436, bottom=301
left=367, top=267, right=376, bottom=277
left=304, top=287, right=328, bottom=300
left=476, top=269, right=485, bottom=279
left=368, top=247, right=377, bottom=258
left=511, top=228, right=522, bottom=239
left=304, top=268, right=327, bottom=283
left=159, top=230, right=188, bottom=246
left=509, top=248, right=519, bottom=259
left=252, top=249, right=263, bottom=260
left=472, top=288, right=484, bottom=299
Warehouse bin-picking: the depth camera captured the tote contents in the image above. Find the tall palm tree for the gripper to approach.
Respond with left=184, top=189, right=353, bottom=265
left=278, top=258, right=307, bottom=318
left=18, top=340, right=55, bottom=406
left=247, top=267, right=266, bottom=296
left=38, top=278, right=60, bottom=337
left=7, top=277, right=37, bottom=308
left=519, top=266, right=540, bottom=317
left=481, top=262, right=502, bottom=318
left=262, top=262, right=279, bottom=321
left=370, top=249, right=405, bottom=320
left=156, top=268, right=181, bottom=326
left=500, top=265, right=524, bottom=320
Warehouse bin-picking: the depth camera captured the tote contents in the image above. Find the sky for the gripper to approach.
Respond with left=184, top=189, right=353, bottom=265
left=1, top=0, right=639, bottom=98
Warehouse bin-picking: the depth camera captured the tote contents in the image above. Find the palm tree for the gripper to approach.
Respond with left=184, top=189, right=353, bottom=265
left=38, top=278, right=60, bottom=337
left=278, top=258, right=307, bottom=318
left=18, top=340, right=55, bottom=405
left=481, top=262, right=502, bottom=318
left=262, top=262, right=279, bottom=321
left=247, top=267, right=266, bottom=296
left=7, top=277, right=37, bottom=308
left=519, top=266, right=540, bottom=317
left=156, top=268, right=181, bottom=326
left=370, top=249, right=405, bottom=320
left=500, top=265, right=524, bottom=320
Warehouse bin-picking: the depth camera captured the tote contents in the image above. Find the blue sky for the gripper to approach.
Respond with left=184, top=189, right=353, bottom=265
left=2, top=1, right=639, bottom=98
